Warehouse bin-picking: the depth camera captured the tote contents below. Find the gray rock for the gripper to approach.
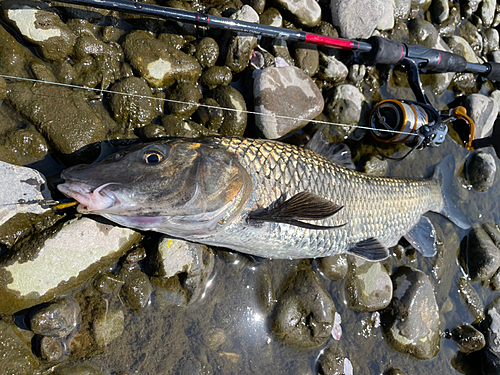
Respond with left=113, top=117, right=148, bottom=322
left=272, top=262, right=335, bottom=348
left=360, top=155, right=388, bottom=176
left=348, top=64, right=366, bottom=85
left=344, top=255, right=392, bottom=312
left=254, top=66, right=324, bottom=139
left=275, top=0, right=321, bottom=27
left=463, top=225, right=500, bottom=283
left=331, top=0, right=386, bottom=39
left=148, top=237, right=215, bottom=305
left=430, top=0, right=449, bottom=23
left=0, top=320, right=40, bottom=374
left=483, top=28, right=499, bottom=54
left=463, top=94, right=499, bottom=139
left=0, top=162, right=51, bottom=227
left=457, top=277, right=485, bottom=323
left=435, top=3, right=460, bottom=37
left=318, top=52, right=348, bottom=83
left=481, top=294, right=500, bottom=374
left=206, top=85, right=247, bottom=136
left=382, top=266, right=441, bottom=360
left=122, top=30, right=201, bottom=88
left=451, top=324, right=486, bottom=353
left=107, top=77, right=156, bottom=128
left=465, top=151, right=497, bottom=192
left=30, top=296, right=81, bottom=338
left=325, top=84, right=367, bottom=137
left=2, top=0, right=76, bottom=61
left=376, top=0, right=395, bottom=31
left=480, top=0, right=496, bottom=27
left=165, top=82, right=202, bottom=119
left=394, top=0, right=411, bottom=22
left=0, top=217, right=140, bottom=315
left=447, top=36, right=480, bottom=64
left=294, top=42, right=319, bottom=76
left=318, top=254, right=348, bottom=280
left=458, top=21, right=483, bottom=55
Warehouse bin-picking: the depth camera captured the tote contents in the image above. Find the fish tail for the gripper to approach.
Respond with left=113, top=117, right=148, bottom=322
left=432, top=155, right=470, bottom=229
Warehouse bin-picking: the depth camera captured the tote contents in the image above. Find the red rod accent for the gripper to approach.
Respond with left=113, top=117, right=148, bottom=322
left=304, top=33, right=354, bottom=50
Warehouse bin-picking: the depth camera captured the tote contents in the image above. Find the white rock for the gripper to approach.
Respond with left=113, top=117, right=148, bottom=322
left=376, top=0, right=395, bottom=31
left=0, top=161, right=51, bottom=227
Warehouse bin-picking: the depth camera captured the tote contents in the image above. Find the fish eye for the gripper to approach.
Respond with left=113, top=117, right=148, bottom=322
left=143, top=150, right=164, bottom=165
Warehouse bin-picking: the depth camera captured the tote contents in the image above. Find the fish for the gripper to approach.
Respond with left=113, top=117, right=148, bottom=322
left=57, top=136, right=469, bottom=260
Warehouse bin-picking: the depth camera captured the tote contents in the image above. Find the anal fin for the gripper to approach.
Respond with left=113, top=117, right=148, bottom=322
left=348, top=238, right=389, bottom=261
left=404, top=216, right=437, bottom=257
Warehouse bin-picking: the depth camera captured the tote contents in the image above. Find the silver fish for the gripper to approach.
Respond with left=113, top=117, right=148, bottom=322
left=57, top=137, right=468, bottom=260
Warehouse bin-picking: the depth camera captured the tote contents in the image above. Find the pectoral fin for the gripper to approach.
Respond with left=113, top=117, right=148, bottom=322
left=247, top=191, right=346, bottom=230
left=404, top=216, right=437, bottom=257
left=348, top=238, right=389, bottom=261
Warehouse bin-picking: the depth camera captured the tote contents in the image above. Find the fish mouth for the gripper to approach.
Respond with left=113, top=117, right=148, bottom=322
left=57, top=181, right=119, bottom=213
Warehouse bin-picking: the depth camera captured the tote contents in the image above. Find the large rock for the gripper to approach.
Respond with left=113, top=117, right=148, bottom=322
left=0, top=217, right=140, bottom=314
left=331, top=0, right=388, bottom=39
left=206, top=85, right=247, bottom=136
left=0, top=320, right=40, bottom=374
left=462, top=224, right=500, bottom=282
left=274, top=0, right=321, bottom=27
left=0, top=161, right=51, bottom=227
left=325, top=84, right=368, bottom=137
left=382, top=266, right=441, bottom=360
left=2, top=0, right=76, bottom=61
left=463, top=94, right=499, bottom=139
left=465, top=151, right=497, bottom=193
left=254, top=66, right=324, bottom=139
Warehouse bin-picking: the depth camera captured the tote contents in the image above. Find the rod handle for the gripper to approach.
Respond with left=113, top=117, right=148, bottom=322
left=483, top=62, right=500, bottom=81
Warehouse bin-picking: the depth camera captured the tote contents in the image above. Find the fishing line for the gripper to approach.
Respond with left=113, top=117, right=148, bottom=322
left=0, top=73, right=416, bottom=137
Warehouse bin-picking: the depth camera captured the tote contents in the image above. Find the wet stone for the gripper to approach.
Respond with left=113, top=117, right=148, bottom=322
left=431, top=0, right=449, bottom=23
left=194, top=98, right=225, bottom=132
left=2, top=0, right=76, bottom=61
left=484, top=28, right=499, bottom=54
left=274, top=0, right=321, bottom=27
left=0, top=320, right=40, bottom=374
left=481, top=294, right=500, bottom=374
left=344, top=254, right=392, bottom=312
left=120, top=266, right=153, bottom=312
left=464, top=94, right=499, bottom=139
left=360, top=155, right=388, bottom=176
left=317, top=344, right=345, bottom=375
left=30, top=296, right=81, bottom=338
left=122, top=30, right=201, bottom=88
left=318, top=254, right=348, bottom=280
left=254, top=66, right=324, bottom=139
left=451, top=324, right=485, bottom=353
left=194, top=37, right=219, bottom=69
left=207, top=85, right=247, bottom=136
left=53, top=363, right=104, bottom=375
left=161, top=114, right=214, bottom=137
left=435, top=3, right=460, bottom=37
left=317, top=52, right=348, bottom=83
left=382, top=266, right=441, bottom=360
left=294, top=43, right=319, bottom=76
left=464, top=225, right=500, bottom=283
left=480, top=0, right=496, bottom=27
left=39, top=335, right=65, bottom=362
left=107, top=77, right=156, bottom=128
left=200, top=65, right=232, bottom=89
left=272, top=262, right=335, bottom=348
left=260, top=7, right=283, bottom=27
left=458, top=21, right=483, bottom=55
left=325, top=84, right=367, bottom=137
left=165, top=82, right=202, bottom=119
left=331, top=0, right=387, bottom=39
left=393, top=0, right=411, bottom=23
left=0, top=161, right=50, bottom=227
left=457, top=277, right=485, bottom=323
left=465, top=151, right=497, bottom=193
left=3, top=127, right=49, bottom=166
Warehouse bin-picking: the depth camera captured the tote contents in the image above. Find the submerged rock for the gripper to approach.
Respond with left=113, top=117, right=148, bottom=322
left=318, top=254, right=348, bottom=280
left=0, top=217, right=140, bottom=315
left=254, top=66, right=324, bottom=139
left=272, top=262, right=335, bottom=348
left=317, top=52, right=348, bottom=83
left=481, top=294, right=500, bottom=374
left=458, top=277, right=485, bottom=323
left=30, top=296, right=81, bottom=338
left=317, top=344, right=345, bottom=375
left=451, top=324, right=485, bottom=353
left=382, top=266, right=441, bottom=360
left=120, top=266, right=153, bottom=312
left=463, top=225, right=500, bottom=283
left=465, top=151, right=497, bottom=193
left=0, top=320, right=40, bottom=374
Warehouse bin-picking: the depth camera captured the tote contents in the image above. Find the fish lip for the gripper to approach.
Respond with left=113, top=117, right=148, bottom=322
left=57, top=181, right=119, bottom=212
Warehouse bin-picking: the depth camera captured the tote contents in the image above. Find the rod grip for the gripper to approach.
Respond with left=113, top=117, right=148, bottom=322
left=483, top=62, right=500, bottom=82
left=364, top=36, right=405, bottom=65
left=430, top=50, right=468, bottom=72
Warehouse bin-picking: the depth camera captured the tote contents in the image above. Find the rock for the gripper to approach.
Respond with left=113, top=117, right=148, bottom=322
left=0, top=320, right=40, bottom=374
left=206, top=85, right=247, bottom=136
left=430, top=0, right=449, bottom=23
left=451, top=324, right=486, bottom=353
left=344, top=255, right=392, bottom=312
left=393, top=0, right=411, bottom=23
left=30, top=296, right=81, bottom=338
left=254, top=66, right=324, bottom=139
left=120, top=266, right=153, bottom=311
left=317, top=52, right=349, bottom=83
left=200, top=66, right=232, bottom=89
left=202, top=327, right=227, bottom=349
left=325, top=84, right=368, bottom=137
left=458, top=21, right=483, bottom=55
left=0, top=162, right=51, bottom=227
left=481, top=294, right=500, bottom=374
left=225, top=5, right=259, bottom=73
left=2, top=0, right=76, bottom=61
left=149, top=237, right=215, bottom=305
left=483, top=28, right=499, bottom=54
left=194, top=98, right=225, bottom=132
left=107, top=77, right=156, bottom=128
left=480, top=0, right=496, bottom=27
left=382, top=266, right=441, bottom=360
left=272, top=262, right=335, bottom=348
left=274, top=0, right=321, bottom=27
left=348, top=64, right=366, bottom=86
left=256, top=270, right=275, bottom=310
left=165, top=82, right=202, bottom=119
left=457, top=277, right=485, bottom=323
left=0, top=217, right=140, bottom=315
left=465, top=151, right=497, bottom=192
left=260, top=7, right=283, bottom=27
left=376, top=0, right=395, bottom=31
left=7, top=82, right=105, bottom=163
left=161, top=114, right=214, bottom=138
left=122, top=30, right=201, bottom=88
left=2, top=127, right=49, bottom=165
left=318, top=254, right=348, bottom=280
left=463, top=94, right=499, bottom=139
left=435, top=3, right=460, bottom=37
left=317, top=345, right=345, bottom=375
left=408, top=18, right=454, bottom=94
left=360, top=155, right=388, bottom=176
left=463, top=225, right=500, bottom=283
left=294, top=42, right=319, bottom=76
left=447, top=36, right=479, bottom=64
left=331, top=0, right=387, bottom=39
left=39, top=336, right=65, bottom=362
left=53, top=363, right=104, bottom=375
left=194, top=37, right=219, bottom=68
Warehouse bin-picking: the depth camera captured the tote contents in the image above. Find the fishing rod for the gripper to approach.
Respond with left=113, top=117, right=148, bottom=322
left=48, top=0, right=500, bottom=156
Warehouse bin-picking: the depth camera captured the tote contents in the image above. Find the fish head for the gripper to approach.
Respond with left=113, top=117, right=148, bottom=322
left=57, top=139, right=253, bottom=235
